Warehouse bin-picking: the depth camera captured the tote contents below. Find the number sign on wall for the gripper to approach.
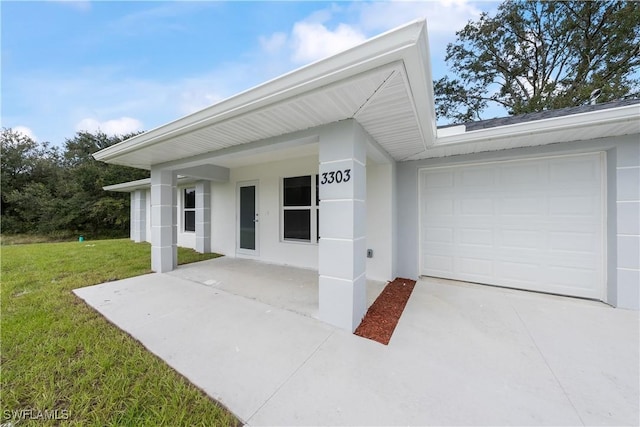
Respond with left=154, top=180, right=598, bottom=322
left=320, top=169, right=351, bottom=185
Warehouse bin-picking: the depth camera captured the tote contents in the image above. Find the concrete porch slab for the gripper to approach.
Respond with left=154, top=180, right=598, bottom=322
left=164, top=257, right=387, bottom=319
left=73, top=273, right=336, bottom=420
left=73, top=261, right=639, bottom=426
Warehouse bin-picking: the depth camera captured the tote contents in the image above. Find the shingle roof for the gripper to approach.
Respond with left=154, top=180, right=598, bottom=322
left=440, top=98, right=640, bottom=132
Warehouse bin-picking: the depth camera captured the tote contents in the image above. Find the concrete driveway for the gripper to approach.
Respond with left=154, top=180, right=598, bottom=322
left=74, top=258, right=639, bottom=426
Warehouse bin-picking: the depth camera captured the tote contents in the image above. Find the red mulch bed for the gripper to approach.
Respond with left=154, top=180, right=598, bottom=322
left=354, top=277, right=416, bottom=345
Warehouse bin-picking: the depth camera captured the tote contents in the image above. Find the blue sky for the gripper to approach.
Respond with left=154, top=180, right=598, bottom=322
left=2, top=0, right=499, bottom=146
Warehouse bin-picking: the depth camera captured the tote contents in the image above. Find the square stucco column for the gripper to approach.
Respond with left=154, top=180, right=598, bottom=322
left=131, top=189, right=146, bottom=243
left=130, top=192, right=135, bottom=241
left=195, top=180, right=211, bottom=253
left=318, top=120, right=367, bottom=332
left=151, top=168, right=177, bottom=273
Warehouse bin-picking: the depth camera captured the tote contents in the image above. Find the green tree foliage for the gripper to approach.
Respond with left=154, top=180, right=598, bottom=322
left=435, top=0, right=640, bottom=123
left=1, top=128, right=149, bottom=236
left=1, top=129, right=61, bottom=233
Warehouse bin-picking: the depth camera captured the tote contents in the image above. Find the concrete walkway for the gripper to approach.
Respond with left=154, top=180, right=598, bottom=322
left=74, top=259, right=639, bottom=426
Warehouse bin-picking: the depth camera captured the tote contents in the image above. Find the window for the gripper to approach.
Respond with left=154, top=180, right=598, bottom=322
left=282, top=175, right=319, bottom=242
left=184, top=188, right=196, bottom=232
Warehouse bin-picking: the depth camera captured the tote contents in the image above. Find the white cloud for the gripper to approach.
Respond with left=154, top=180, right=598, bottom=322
left=178, top=88, right=224, bottom=116
left=356, top=0, right=484, bottom=37
left=259, top=32, right=288, bottom=54
left=290, top=22, right=367, bottom=64
left=13, top=126, right=37, bottom=141
left=75, top=117, right=143, bottom=136
left=9, top=58, right=271, bottom=147
left=110, top=2, right=213, bottom=36
left=258, top=0, right=489, bottom=68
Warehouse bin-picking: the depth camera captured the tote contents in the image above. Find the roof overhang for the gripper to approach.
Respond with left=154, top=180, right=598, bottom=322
left=406, top=103, right=640, bottom=160
left=94, top=20, right=436, bottom=169
left=103, top=176, right=198, bottom=192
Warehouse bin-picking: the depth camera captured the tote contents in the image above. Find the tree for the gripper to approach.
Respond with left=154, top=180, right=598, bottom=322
left=1, top=128, right=149, bottom=236
left=59, top=131, right=149, bottom=235
left=435, top=0, right=640, bottom=123
left=1, top=128, right=61, bottom=233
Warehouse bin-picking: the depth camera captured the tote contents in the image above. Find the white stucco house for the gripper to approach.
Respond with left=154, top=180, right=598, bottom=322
left=96, top=20, right=640, bottom=331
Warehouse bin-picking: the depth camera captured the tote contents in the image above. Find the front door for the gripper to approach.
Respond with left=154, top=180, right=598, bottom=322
left=237, top=181, right=259, bottom=255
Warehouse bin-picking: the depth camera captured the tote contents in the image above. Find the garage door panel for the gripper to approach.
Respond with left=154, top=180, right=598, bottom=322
left=500, top=196, right=545, bottom=215
left=424, top=254, right=454, bottom=274
left=549, top=231, right=598, bottom=253
left=549, top=196, right=598, bottom=216
left=546, top=266, right=599, bottom=292
left=498, top=261, right=542, bottom=282
left=420, top=153, right=605, bottom=300
left=458, top=257, right=494, bottom=277
left=500, top=229, right=541, bottom=250
left=423, top=226, right=454, bottom=243
left=425, top=198, right=454, bottom=216
left=423, top=170, right=454, bottom=188
left=459, top=228, right=493, bottom=247
left=549, top=156, right=600, bottom=184
left=461, top=168, right=494, bottom=186
left=460, top=198, right=494, bottom=215
left=500, top=163, right=544, bottom=187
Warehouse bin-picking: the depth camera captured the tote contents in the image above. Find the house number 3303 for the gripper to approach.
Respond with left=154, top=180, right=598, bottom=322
left=321, top=169, right=351, bottom=184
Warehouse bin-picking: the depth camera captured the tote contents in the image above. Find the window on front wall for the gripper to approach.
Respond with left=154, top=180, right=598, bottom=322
left=282, top=175, right=319, bottom=242
left=184, top=188, right=196, bottom=232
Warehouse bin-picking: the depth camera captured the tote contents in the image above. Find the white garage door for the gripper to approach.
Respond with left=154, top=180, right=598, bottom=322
left=419, top=153, right=605, bottom=300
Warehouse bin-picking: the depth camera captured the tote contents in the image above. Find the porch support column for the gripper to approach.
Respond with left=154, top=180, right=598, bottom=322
left=195, top=180, right=211, bottom=253
left=318, top=120, right=367, bottom=332
left=150, top=168, right=177, bottom=273
left=131, top=189, right=146, bottom=243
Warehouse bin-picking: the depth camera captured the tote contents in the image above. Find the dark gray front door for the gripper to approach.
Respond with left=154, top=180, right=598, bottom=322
left=238, top=182, right=258, bottom=253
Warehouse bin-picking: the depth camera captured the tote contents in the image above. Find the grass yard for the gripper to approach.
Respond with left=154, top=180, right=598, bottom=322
left=1, top=239, right=240, bottom=426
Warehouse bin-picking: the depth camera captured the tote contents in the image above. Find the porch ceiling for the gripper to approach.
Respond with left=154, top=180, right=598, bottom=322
left=94, top=20, right=436, bottom=170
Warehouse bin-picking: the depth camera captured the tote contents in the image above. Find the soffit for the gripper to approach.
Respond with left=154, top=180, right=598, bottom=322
left=108, top=65, right=421, bottom=169
left=93, top=20, right=434, bottom=170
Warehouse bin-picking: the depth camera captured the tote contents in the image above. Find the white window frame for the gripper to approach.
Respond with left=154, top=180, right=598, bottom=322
left=183, top=187, right=196, bottom=233
left=281, top=175, right=319, bottom=244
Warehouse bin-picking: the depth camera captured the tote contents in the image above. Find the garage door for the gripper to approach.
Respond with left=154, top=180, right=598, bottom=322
left=419, top=153, right=605, bottom=300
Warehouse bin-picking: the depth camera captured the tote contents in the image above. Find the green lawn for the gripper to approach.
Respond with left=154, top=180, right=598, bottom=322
left=1, top=239, right=240, bottom=426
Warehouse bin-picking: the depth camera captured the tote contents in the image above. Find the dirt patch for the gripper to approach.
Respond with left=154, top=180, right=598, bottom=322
left=354, top=277, right=416, bottom=345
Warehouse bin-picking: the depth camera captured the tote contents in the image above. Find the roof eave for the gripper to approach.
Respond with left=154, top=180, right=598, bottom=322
left=102, top=176, right=196, bottom=192
left=93, top=19, right=431, bottom=164
left=103, top=178, right=152, bottom=192
left=434, top=103, right=640, bottom=146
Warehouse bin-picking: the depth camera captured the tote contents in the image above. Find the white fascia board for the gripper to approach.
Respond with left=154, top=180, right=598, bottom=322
left=94, top=19, right=430, bottom=163
left=402, top=25, right=437, bottom=147
left=437, top=125, right=466, bottom=137
left=434, top=104, right=640, bottom=147
left=103, top=178, right=151, bottom=192
left=103, top=176, right=195, bottom=192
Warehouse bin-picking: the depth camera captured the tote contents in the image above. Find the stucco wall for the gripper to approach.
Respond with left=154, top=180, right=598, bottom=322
left=366, top=162, right=395, bottom=281
left=396, top=134, right=640, bottom=310
left=210, top=155, right=319, bottom=269
left=132, top=151, right=395, bottom=281
left=207, top=153, right=395, bottom=280
left=615, top=136, right=640, bottom=309
left=145, top=189, right=151, bottom=243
